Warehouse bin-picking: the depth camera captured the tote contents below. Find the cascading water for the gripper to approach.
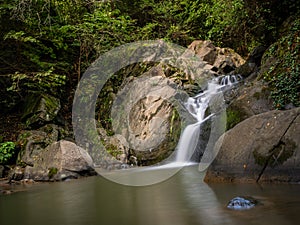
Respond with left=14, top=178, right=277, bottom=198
left=219, top=74, right=242, bottom=86
left=175, top=74, right=242, bottom=163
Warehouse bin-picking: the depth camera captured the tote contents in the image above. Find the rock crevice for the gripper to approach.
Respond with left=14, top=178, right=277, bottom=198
left=256, top=113, right=299, bottom=182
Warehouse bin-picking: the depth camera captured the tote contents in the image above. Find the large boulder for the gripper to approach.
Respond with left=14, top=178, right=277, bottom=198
left=111, top=75, right=185, bottom=166
left=204, top=107, right=300, bottom=183
left=188, top=40, right=245, bottom=74
left=21, top=140, right=96, bottom=181
left=225, top=79, right=274, bottom=130
left=97, top=127, right=130, bottom=166
left=16, top=124, right=60, bottom=166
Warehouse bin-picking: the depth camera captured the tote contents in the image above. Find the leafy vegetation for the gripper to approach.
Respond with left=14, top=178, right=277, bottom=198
left=0, top=141, right=16, bottom=164
left=0, top=0, right=136, bottom=111
left=48, top=167, right=58, bottom=179
left=7, top=69, right=66, bottom=97
left=263, top=17, right=300, bottom=109
left=0, top=0, right=299, bottom=117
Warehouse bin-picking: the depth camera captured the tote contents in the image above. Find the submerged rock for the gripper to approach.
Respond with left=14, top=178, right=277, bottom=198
left=227, top=196, right=257, bottom=210
left=0, top=190, right=15, bottom=195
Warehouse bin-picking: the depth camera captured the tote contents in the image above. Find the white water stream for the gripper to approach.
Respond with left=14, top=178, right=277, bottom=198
left=175, top=74, right=241, bottom=163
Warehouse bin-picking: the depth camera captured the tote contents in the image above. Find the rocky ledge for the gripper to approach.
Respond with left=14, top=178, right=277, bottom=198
left=204, top=107, right=300, bottom=183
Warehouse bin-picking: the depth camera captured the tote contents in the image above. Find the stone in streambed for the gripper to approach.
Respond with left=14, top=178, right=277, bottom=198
left=227, top=196, right=257, bottom=210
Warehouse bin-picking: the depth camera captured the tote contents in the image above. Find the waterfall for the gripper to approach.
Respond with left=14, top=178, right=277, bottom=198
left=175, top=123, right=201, bottom=162
left=175, top=74, right=241, bottom=163
left=219, top=74, right=242, bottom=86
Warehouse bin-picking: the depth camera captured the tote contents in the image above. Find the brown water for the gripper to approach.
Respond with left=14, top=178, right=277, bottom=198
left=1, top=165, right=299, bottom=225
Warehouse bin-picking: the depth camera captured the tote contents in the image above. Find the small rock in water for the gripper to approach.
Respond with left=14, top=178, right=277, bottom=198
left=0, top=190, right=14, bottom=195
left=227, top=196, right=257, bottom=210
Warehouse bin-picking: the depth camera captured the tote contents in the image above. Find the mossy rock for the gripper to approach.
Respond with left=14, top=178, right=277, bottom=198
left=16, top=124, right=59, bottom=166
left=226, top=108, right=243, bottom=130
left=22, top=93, right=61, bottom=129
left=253, top=140, right=296, bottom=167
left=48, top=167, right=58, bottom=178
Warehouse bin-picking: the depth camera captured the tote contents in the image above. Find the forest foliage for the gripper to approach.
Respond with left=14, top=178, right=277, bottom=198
left=0, top=0, right=299, bottom=112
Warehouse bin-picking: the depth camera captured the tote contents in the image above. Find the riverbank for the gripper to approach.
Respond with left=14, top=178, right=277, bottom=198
left=0, top=178, right=34, bottom=195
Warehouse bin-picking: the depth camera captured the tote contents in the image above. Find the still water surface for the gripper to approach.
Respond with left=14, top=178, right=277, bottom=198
left=1, top=165, right=299, bottom=225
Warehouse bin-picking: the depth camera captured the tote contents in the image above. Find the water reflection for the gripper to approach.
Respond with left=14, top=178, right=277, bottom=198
left=1, top=165, right=300, bottom=225
left=178, top=167, right=234, bottom=224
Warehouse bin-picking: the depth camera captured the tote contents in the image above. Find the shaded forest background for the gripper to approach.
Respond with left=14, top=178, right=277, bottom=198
left=0, top=0, right=299, bottom=136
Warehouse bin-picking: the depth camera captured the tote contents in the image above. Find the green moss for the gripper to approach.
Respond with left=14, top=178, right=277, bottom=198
left=253, top=140, right=296, bottom=168
left=270, top=140, right=296, bottom=167
left=17, top=132, right=32, bottom=163
left=19, top=132, right=31, bottom=140
left=48, top=167, right=58, bottom=178
left=262, top=17, right=300, bottom=109
left=226, top=109, right=243, bottom=130
left=168, top=108, right=181, bottom=150
left=21, top=93, right=60, bottom=128
left=105, top=143, right=122, bottom=158
left=169, top=109, right=180, bottom=135
left=253, top=149, right=269, bottom=166
left=42, top=94, right=61, bottom=117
